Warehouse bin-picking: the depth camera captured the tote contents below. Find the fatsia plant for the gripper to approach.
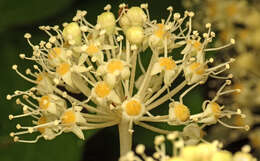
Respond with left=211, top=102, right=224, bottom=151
left=7, top=3, right=248, bottom=156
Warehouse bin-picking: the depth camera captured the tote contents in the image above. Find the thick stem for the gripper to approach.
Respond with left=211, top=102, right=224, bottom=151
left=118, top=119, right=132, bottom=156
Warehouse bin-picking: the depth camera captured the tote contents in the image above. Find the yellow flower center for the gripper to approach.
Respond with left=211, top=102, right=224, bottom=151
left=209, top=102, right=221, bottom=118
left=56, top=63, right=70, bottom=76
left=125, top=100, right=142, bottom=116
left=36, top=73, right=44, bottom=83
left=189, top=62, right=205, bottom=75
left=159, top=57, right=176, bottom=70
left=173, top=103, right=190, bottom=122
left=39, top=95, right=50, bottom=110
left=107, top=60, right=124, bottom=73
left=48, top=47, right=62, bottom=59
left=94, top=82, right=111, bottom=98
left=154, top=24, right=165, bottom=39
left=86, top=44, right=99, bottom=56
left=61, top=110, right=76, bottom=124
left=37, top=116, right=47, bottom=134
left=192, top=41, right=202, bottom=51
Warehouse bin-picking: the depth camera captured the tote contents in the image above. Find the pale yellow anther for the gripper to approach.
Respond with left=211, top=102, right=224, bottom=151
left=19, top=54, right=25, bottom=59
left=39, top=95, right=50, bottom=110
left=56, top=63, right=70, bottom=76
left=86, top=44, right=99, bottom=56
left=205, top=23, right=211, bottom=28
left=61, top=110, right=76, bottom=124
left=136, top=144, right=145, bottom=154
left=48, top=47, right=62, bottom=59
left=167, top=6, right=173, bottom=11
left=28, top=127, right=34, bottom=133
left=154, top=135, right=165, bottom=145
left=209, top=58, right=214, bottom=63
left=6, top=95, right=12, bottom=100
left=226, top=80, right=232, bottom=85
left=104, top=4, right=111, bottom=11
left=230, top=38, right=235, bottom=44
left=24, top=33, right=31, bottom=39
left=174, top=13, right=181, bottom=19
left=16, top=124, right=21, bottom=129
left=159, top=57, right=176, bottom=70
left=107, top=60, right=124, bottom=73
left=9, top=115, right=14, bottom=120
left=125, top=100, right=142, bottom=116
left=173, top=103, right=190, bottom=122
left=16, top=98, right=21, bottom=104
left=12, top=65, right=17, bottom=70
left=49, top=36, right=56, bottom=43
left=14, top=136, right=19, bottom=142
left=94, top=82, right=111, bottom=98
left=10, top=132, right=15, bottom=137
left=46, top=42, right=52, bottom=49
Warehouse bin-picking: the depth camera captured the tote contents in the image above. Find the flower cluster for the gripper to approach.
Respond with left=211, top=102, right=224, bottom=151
left=183, top=0, right=260, bottom=153
left=120, top=132, right=258, bottom=161
left=6, top=3, right=248, bottom=156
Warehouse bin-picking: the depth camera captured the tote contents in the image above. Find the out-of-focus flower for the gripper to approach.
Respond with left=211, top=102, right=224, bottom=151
left=119, top=133, right=257, bottom=161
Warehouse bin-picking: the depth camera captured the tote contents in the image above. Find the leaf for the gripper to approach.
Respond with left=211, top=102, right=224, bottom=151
left=0, top=0, right=74, bottom=32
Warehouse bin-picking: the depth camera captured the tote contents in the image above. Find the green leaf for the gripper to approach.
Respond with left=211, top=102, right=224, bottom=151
left=0, top=0, right=74, bottom=32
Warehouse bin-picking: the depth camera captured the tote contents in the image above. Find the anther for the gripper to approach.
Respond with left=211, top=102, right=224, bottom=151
left=24, top=33, right=31, bottom=39
left=28, top=127, right=34, bottom=133
left=104, top=4, right=111, bottom=11
left=9, top=115, right=14, bottom=120
left=205, top=23, right=211, bottom=28
left=140, top=3, right=148, bottom=9
left=226, top=80, right=232, bottom=85
left=6, top=95, right=12, bottom=100
left=230, top=38, right=235, bottom=44
left=16, top=98, right=21, bottom=104
left=10, top=132, right=15, bottom=137
left=14, top=136, right=19, bottom=142
left=19, top=54, right=25, bottom=59
left=25, top=69, right=31, bottom=75
left=174, top=13, right=180, bottom=19
left=12, top=65, right=18, bottom=70
left=209, top=58, right=214, bottom=63
left=136, top=144, right=145, bottom=154
left=16, top=124, right=21, bottom=129
left=167, top=6, right=173, bottom=11
left=228, top=74, right=233, bottom=78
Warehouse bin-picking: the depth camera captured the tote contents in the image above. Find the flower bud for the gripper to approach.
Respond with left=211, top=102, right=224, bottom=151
left=97, top=12, right=116, bottom=35
left=126, top=26, right=144, bottom=44
left=62, top=22, right=82, bottom=45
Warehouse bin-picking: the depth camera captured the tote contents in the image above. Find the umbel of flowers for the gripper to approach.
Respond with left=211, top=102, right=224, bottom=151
left=120, top=132, right=257, bottom=161
left=7, top=3, right=247, bottom=156
left=182, top=0, right=260, bottom=153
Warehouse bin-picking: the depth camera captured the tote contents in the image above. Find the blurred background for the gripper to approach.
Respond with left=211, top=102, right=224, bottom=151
left=0, top=0, right=258, bottom=161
